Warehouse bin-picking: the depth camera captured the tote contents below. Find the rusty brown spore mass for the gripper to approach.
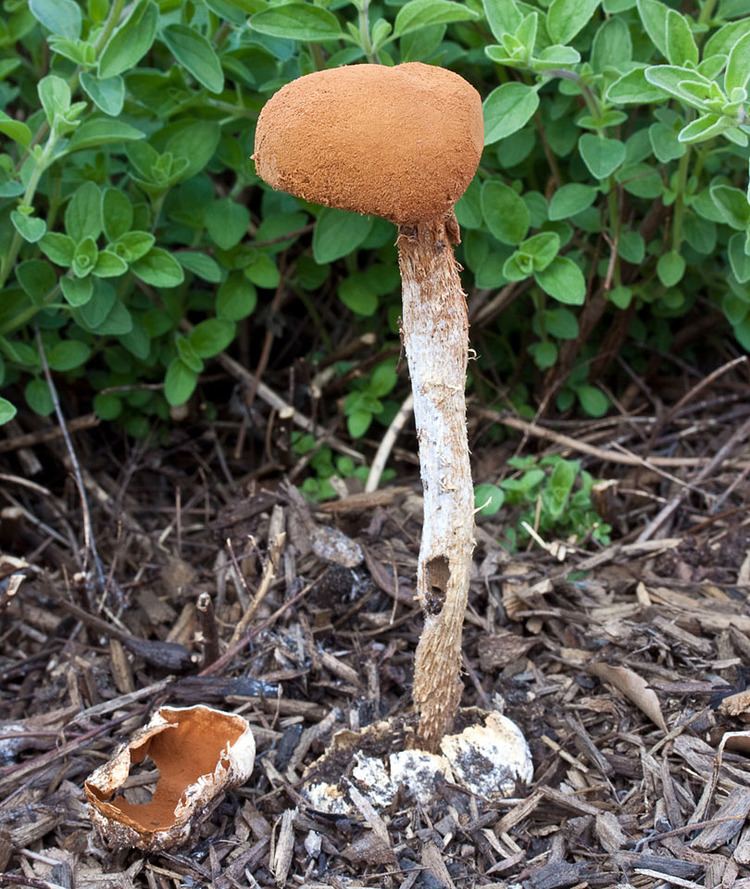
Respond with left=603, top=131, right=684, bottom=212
left=253, top=63, right=484, bottom=225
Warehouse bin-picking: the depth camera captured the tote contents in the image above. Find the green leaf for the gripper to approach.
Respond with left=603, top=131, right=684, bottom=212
left=609, top=285, right=632, bottom=308
left=176, top=336, right=204, bottom=373
left=729, top=232, right=750, bottom=283
left=217, top=273, right=257, bottom=321
left=644, top=66, right=711, bottom=109
left=725, top=30, right=750, bottom=95
left=347, top=410, right=372, bottom=439
left=474, top=483, right=505, bottom=516
left=618, top=230, right=644, bottom=263
left=577, top=385, right=609, bottom=417
left=313, top=208, right=373, bottom=263
left=205, top=199, right=250, bottom=250
left=706, top=18, right=750, bottom=58
left=113, top=231, right=155, bottom=263
left=93, top=393, right=123, bottom=420
left=93, top=250, right=128, bottom=278
left=0, top=111, right=32, bottom=148
left=591, top=17, right=632, bottom=72
left=132, top=248, right=185, bottom=287
left=99, top=0, right=158, bottom=78
left=535, top=256, right=586, bottom=304
left=656, top=250, right=685, bottom=286
left=547, top=0, right=600, bottom=45
left=578, top=134, right=626, bottom=179
left=649, top=122, right=685, bottom=162
left=483, top=0, right=522, bottom=41
left=80, top=72, right=125, bottom=116
left=549, top=184, right=597, bottom=220
left=523, top=232, right=560, bottom=271
left=48, top=339, right=91, bottom=371
left=606, top=67, right=666, bottom=104
left=544, top=306, right=579, bottom=339
left=29, top=0, right=81, bottom=39
left=67, top=118, right=145, bottom=153
left=177, top=252, right=223, bottom=283
left=369, top=361, right=398, bottom=397
left=394, top=0, right=479, bottom=37
left=65, top=182, right=102, bottom=243
left=665, top=9, right=698, bottom=67
left=529, top=341, right=558, bottom=369
left=164, top=358, right=198, bottom=406
left=481, top=180, right=529, bottom=245
left=40, top=232, right=75, bottom=266
left=711, top=185, right=750, bottom=230
left=678, top=114, right=729, bottom=144
left=483, top=82, right=540, bottom=146
left=16, top=259, right=55, bottom=302
left=637, top=0, right=668, bottom=57
left=61, top=276, right=93, bottom=307
left=73, top=237, right=98, bottom=278
left=161, top=24, right=224, bottom=94
left=38, top=75, right=70, bottom=126
left=249, top=4, right=343, bottom=41
left=189, top=318, right=235, bottom=357
left=0, top=397, right=16, bottom=426
left=244, top=253, right=280, bottom=289
left=102, top=189, right=133, bottom=241
left=339, top=275, right=378, bottom=316
left=11, top=212, right=46, bottom=244
left=25, top=379, right=54, bottom=416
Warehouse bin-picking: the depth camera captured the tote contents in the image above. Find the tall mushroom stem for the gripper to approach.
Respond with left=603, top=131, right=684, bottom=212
left=398, top=213, right=475, bottom=753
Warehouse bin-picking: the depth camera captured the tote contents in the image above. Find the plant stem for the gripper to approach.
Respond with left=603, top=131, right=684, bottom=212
left=671, top=146, right=692, bottom=251
left=398, top=214, right=474, bottom=753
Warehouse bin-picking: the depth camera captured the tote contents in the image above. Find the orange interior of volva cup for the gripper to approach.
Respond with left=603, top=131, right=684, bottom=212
left=89, top=709, right=243, bottom=831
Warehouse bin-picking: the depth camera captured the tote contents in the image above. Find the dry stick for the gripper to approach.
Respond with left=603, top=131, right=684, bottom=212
left=365, top=392, right=414, bottom=493
left=34, top=331, right=112, bottom=603
left=637, top=415, right=750, bottom=543
left=229, top=522, right=286, bottom=645
left=200, top=570, right=326, bottom=677
left=0, top=413, right=99, bottom=454
left=477, top=408, right=747, bottom=470
left=663, top=355, right=748, bottom=425
left=196, top=592, right=221, bottom=666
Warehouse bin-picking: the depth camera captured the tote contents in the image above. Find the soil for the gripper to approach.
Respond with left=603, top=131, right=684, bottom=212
left=3, top=354, right=750, bottom=888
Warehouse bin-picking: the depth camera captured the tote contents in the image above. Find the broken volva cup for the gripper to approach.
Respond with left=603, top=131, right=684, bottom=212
left=85, top=705, right=255, bottom=852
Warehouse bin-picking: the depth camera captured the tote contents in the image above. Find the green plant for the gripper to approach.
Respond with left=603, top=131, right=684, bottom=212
left=2, top=0, right=750, bottom=436
left=474, top=454, right=612, bottom=549
left=291, top=430, right=396, bottom=500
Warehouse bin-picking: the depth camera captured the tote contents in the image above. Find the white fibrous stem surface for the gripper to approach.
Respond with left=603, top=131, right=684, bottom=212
left=397, top=213, right=474, bottom=752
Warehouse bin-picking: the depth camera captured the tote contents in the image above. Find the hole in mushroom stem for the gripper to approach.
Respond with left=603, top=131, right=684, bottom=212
left=425, top=555, right=450, bottom=614
left=117, top=755, right=160, bottom=805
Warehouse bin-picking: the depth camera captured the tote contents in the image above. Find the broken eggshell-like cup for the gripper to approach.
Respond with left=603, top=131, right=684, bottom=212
left=303, top=708, right=532, bottom=815
left=85, top=705, right=255, bottom=852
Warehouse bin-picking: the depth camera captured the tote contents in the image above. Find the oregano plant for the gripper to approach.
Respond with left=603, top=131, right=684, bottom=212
left=0, top=0, right=749, bottom=439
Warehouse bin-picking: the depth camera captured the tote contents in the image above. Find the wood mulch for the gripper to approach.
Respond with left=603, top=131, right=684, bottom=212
left=3, top=356, right=750, bottom=888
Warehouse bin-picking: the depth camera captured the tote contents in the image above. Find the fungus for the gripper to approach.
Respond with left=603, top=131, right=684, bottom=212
left=85, top=705, right=255, bottom=851
left=254, top=63, right=529, bottom=786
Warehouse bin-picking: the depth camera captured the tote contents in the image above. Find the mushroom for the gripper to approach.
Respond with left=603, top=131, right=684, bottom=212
left=253, top=64, right=496, bottom=753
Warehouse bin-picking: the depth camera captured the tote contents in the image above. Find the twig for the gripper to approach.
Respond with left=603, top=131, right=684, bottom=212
left=229, top=506, right=286, bottom=645
left=197, top=592, right=221, bottom=666
left=663, top=355, right=748, bottom=425
left=365, top=393, right=414, bottom=492
left=0, top=413, right=99, bottom=453
left=247, top=262, right=286, bottom=409
left=477, top=408, right=747, bottom=469
left=200, top=569, right=328, bottom=677
left=637, top=415, right=750, bottom=542
left=34, top=331, right=112, bottom=603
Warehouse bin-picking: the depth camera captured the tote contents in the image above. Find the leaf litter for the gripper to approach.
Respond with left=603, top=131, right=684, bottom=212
left=3, top=363, right=750, bottom=887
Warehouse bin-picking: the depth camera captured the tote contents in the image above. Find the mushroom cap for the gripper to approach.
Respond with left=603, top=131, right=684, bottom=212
left=253, top=63, right=483, bottom=225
